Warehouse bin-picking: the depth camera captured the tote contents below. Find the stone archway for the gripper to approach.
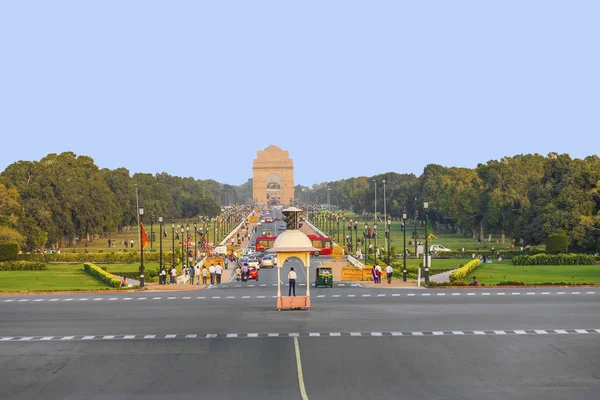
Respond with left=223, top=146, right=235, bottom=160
left=253, top=145, right=294, bottom=205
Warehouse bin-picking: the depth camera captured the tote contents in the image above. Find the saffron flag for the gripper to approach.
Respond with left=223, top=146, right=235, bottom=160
left=140, top=222, right=149, bottom=249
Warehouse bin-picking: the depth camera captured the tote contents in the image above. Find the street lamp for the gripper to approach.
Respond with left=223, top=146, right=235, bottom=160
left=424, top=200, right=430, bottom=282
left=364, top=223, right=369, bottom=261
left=336, top=215, right=340, bottom=244
left=374, top=223, right=378, bottom=260
left=402, top=208, right=407, bottom=281
left=159, top=216, right=163, bottom=283
left=387, top=215, right=392, bottom=266
left=171, top=223, right=175, bottom=270
left=139, top=207, right=145, bottom=288
left=186, top=224, right=190, bottom=263
left=343, top=217, right=346, bottom=248
left=180, top=226, right=185, bottom=268
left=194, top=221, right=197, bottom=262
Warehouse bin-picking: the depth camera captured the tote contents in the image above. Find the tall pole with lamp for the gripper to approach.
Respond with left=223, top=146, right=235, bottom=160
left=180, top=226, right=185, bottom=268
left=159, top=216, right=163, bottom=276
left=424, top=201, right=430, bottom=282
left=194, top=221, right=197, bottom=262
left=139, top=207, right=145, bottom=288
left=402, top=208, right=407, bottom=281
left=387, top=216, right=392, bottom=266
left=171, top=223, right=175, bottom=268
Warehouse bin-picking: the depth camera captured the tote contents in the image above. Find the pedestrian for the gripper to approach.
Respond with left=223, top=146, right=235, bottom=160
left=372, top=265, right=377, bottom=283
left=189, top=263, right=195, bottom=285
left=241, top=263, right=249, bottom=282
left=376, top=264, right=382, bottom=284
left=216, top=263, right=223, bottom=284
left=195, top=264, right=201, bottom=285
left=170, top=265, right=177, bottom=284
left=160, top=267, right=166, bottom=285
left=202, top=266, right=208, bottom=284
left=209, top=263, right=216, bottom=284
left=108, top=239, right=111, bottom=248
left=288, top=267, right=297, bottom=296
left=385, top=264, right=393, bottom=284
left=224, top=257, right=229, bottom=270
left=130, top=239, right=134, bottom=248
left=183, top=264, right=188, bottom=283
left=469, top=276, right=479, bottom=286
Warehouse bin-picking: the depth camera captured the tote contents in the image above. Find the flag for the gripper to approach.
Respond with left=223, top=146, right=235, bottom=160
left=140, top=222, right=149, bottom=249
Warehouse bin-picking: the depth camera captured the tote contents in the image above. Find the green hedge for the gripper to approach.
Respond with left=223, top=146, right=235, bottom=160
left=498, top=280, right=596, bottom=286
left=449, top=259, right=481, bottom=283
left=546, top=233, right=568, bottom=254
left=512, top=254, right=595, bottom=266
left=0, top=242, right=19, bottom=261
left=18, top=251, right=178, bottom=264
left=434, top=249, right=543, bottom=259
left=0, top=261, right=47, bottom=271
left=83, top=262, right=121, bottom=288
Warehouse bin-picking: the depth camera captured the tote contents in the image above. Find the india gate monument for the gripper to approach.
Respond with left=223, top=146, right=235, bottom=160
left=253, top=145, right=294, bottom=205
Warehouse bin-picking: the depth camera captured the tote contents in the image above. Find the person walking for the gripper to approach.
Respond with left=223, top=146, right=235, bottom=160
left=202, top=266, right=208, bottom=284
left=209, top=264, right=216, bottom=284
left=170, top=265, right=177, bottom=284
left=189, top=264, right=195, bottom=285
left=288, top=267, right=297, bottom=296
left=375, top=264, right=382, bottom=284
left=385, top=264, right=393, bottom=284
left=224, top=257, right=229, bottom=270
left=195, top=264, right=201, bottom=285
left=160, top=267, right=166, bottom=285
left=215, top=263, right=223, bottom=284
left=371, top=265, right=377, bottom=283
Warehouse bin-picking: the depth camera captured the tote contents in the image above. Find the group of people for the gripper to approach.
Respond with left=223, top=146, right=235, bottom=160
left=157, top=262, right=225, bottom=285
left=371, top=264, right=394, bottom=284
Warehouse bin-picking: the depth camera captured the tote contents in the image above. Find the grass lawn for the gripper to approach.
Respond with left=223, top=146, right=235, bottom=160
left=466, top=261, right=600, bottom=285
left=0, top=264, right=114, bottom=292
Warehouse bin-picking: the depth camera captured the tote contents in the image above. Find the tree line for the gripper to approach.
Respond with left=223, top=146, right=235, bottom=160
left=0, top=152, right=229, bottom=251
left=296, top=153, right=600, bottom=252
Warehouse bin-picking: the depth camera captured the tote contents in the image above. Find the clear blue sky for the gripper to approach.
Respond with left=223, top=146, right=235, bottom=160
left=1, top=1, right=598, bottom=186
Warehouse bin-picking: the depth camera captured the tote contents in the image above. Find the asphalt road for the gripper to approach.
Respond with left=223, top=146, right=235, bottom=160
left=2, top=210, right=600, bottom=399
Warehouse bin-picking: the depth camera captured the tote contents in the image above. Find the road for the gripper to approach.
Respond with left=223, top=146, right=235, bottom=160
left=2, top=211, right=600, bottom=399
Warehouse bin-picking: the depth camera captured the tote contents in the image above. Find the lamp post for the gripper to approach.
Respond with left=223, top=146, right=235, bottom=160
left=424, top=201, right=430, bottom=282
left=413, top=210, right=419, bottom=257
left=364, top=223, right=369, bottom=261
left=374, top=222, right=378, bottom=259
left=402, top=208, right=407, bottom=281
left=387, top=216, right=392, bottom=266
left=180, top=226, right=185, bottom=268
left=343, top=217, right=346, bottom=248
left=194, top=221, right=197, bottom=262
left=354, top=220, right=358, bottom=252
left=186, top=224, right=190, bottom=263
left=336, top=215, right=340, bottom=244
left=159, top=216, right=163, bottom=279
left=171, top=223, right=175, bottom=268
left=139, top=207, right=145, bottom=288
left=150, top=213, right=154, bottom=250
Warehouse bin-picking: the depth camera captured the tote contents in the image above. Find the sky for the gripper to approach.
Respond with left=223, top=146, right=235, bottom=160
left=1, top=1, right=599, bottom=187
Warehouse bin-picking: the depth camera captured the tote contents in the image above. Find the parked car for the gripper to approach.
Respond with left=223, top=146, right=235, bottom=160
left=430, top=244, right=451, bottom=253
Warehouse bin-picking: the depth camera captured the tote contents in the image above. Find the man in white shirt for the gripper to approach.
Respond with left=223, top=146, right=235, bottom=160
left=215, top=263, right=223, bottom=284
left=194, top=264, right=201, bottom=285
left=375, top=264, right=383, bottom=284
left=288, top=267, right=297, bottom=296
left=209, top=264, right=216, bottom=284
left=385, top=264, right=394, bottom=284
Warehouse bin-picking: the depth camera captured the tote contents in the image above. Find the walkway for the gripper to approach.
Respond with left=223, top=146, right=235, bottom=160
left=429, top=268, right=459, bottom=283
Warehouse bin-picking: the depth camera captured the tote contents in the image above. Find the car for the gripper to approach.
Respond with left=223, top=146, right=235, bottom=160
left=260, top=219, right=265, bottom=223
left=246, top=256, right=260, bottom=269
left=257, top=222, right=262, bottom=226
left=430, top=244, right=451, bottom=253
left=248, top=266, right=259, bottom=281
left=278, top=224, right=286, bottom=230
left=260, top=254, right=276, bottom=268
left=265, top=218, right=274, bottom=223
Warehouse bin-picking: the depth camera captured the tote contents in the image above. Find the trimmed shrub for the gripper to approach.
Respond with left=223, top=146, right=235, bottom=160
left=449, top=259, right=481, bottom=283
left=83, top=262, right=121, bottom=288
left=546, top=233, right=568, bottom=254
left=0, top=261, right=47, bottom=271
left=17, top=251, right=177, bottom=264
left=0, top=242, right=19, bottom=261
left=512, top=254, right=595, bottom=266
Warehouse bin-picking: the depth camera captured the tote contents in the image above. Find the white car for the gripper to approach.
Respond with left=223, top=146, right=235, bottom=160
left=246, top=256, right=260, bottom=269
left=260, top=254, right=277, bottom=268
left=430, top=244, right=451, bottom=253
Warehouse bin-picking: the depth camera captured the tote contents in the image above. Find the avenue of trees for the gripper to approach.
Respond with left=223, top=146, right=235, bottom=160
left=0, top=152, right=223, bottom=251
left=297, top=153, right=600, bottom=253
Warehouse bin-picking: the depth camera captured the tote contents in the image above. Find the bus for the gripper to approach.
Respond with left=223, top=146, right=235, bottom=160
left=254, top=234, right=332, bottom=256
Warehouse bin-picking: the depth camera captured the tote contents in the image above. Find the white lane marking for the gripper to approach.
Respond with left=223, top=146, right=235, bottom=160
left=557, top=292, right=565, bottom=295
left=407, top=294, right=415, bottom=297
left=242, top=296, right=250, bottom=299
left=123, top=297, right=132, bottom=301
left=197, top=297, right=205, bottom=299
left=350, top=332, right=362, bottom=337
left=248, top=285, right=255, bottom=287
left=371, top=332, right=382, bottom=337
left=587, top=292, right=595, bottom=295
left=329, top=332, right=341, bottom=337
left=226, top=334, right=238, bottom=338
left=165, top=334, right=177, bottom=339
left=257, top=296, right=266, bottom=299
left=421, top=293, right=430, bottom=296
left=212, top=296, right=221, bottom=299
left=186, top=334, right=198, bottom=339
left=144, top=335, right=156, bottom=339
left=3, top=299, right=14, bottom=302
left=123, top=335, right=135, bottom=339
left=63, top=299, right=73, bottom=301
left=332, top=295, right=340, bottom=298
left=309, top=333, right=320, bottom=337
left=514, top=330, right=527, bottom=335
left=452, top=293, right=460, bottom=296
left=497, top=293, right=505, bottom=296
left=572, top=292, right=580, bottom=295
left=412, top=332, right=423, bottom=336
left=102, top=335, right=115, bottom=340
left=33, top=299, right=44, bottom=302
left=78, top=298, right=88, bottom=301
left=482, top=293, right=490, bottom=296
left=362, top=294, right=371, bottom=297
left=432, top=331, right=444, bottom=336
left=452, top=331, right=465, bottom=335
left=494, top=331, right=506, bottom=335
left=206, top=334, right=218, bottom=339
left=526, top=293, right=535, bottom=295
left=293, top=337, right=310, bottom=400
left=93, top=298, right=103, bottom=301
left=260, top=284, right=266, bottom=287
left=168, top=297, right=176, bottom=300
left=348, top=294, right=356, bottom=297
left=391, top=332, right=403, bottom=336
left=109, top=298, right=118, bottom=301
left=272, top=296, right=277, bottom=298
left=535, top=330, right=548, bottom=334
left=467, top=293, right=475, bottom=296
left=555, top=330, right=568, bottom=334
left=575, top=329, right=589, bottom=334
left=0, top=337, right=14, bottom=341
left=40, top=336, right=54, bottom=341
left=268, top=333, right=279, bottom=337
left=81, top=336, right=95, bottom=340
left=17, top=299, right=29, bottom=302
left=289, top=333, right=300, bottom=337
left=473, top=331, right=486, bottom=335
left=49, top=299, right=59, bottom=302
left=183, top=297, right=191, bottom=300
left=152, top=297, right=161, bottom=300
left=542, top=292, right=550, bottom=295
left=392, top=294, right=400, bottom=297
left=437, top=293, right=445, bottom=296
left=512, top=293, right=521, bottom=295
left=61, top=336, right=74, bottom=340
left=377, top=294, right=386, bottom=297
left=247, top=333, right=258, bottom=338
left=226, top=296, right=235, bottom=299
left=19, top=337, right=33, bottom=341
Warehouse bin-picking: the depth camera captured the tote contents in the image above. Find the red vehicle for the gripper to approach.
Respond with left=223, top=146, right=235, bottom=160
left=265, top=217, right=274, bottom=223
left=254, top=234, right=332, bottom=256
left=248, top=266, right=259, bottom=281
